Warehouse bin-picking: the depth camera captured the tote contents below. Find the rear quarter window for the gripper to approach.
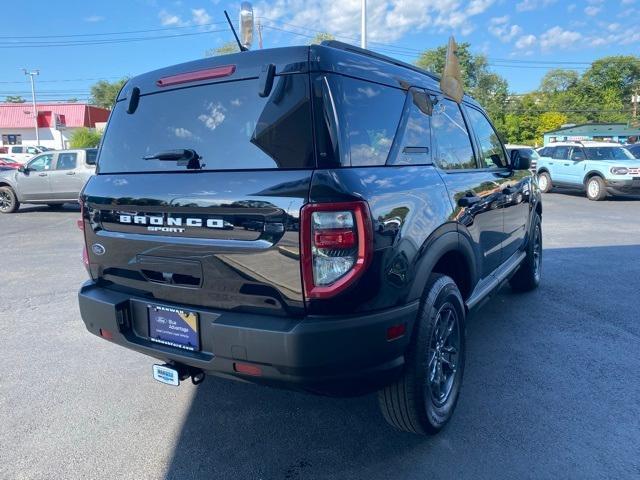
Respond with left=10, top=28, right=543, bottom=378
left=328, top=75, right=405, bottom=167
left=98, top=74, right=314, bottom=173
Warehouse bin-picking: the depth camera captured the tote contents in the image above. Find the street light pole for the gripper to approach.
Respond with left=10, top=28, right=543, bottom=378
left=23, top=69, right=40, bottom=145
left=361, top=0, right=367, bottom=49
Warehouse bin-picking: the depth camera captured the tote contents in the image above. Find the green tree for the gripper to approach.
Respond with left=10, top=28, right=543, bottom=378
left=536, top=111, right=568, bottom=145
left=69, top=127, right=102, bottom=148
left=205, top=41, right=240, bottom=57
left=4, top=95, right=26, bottom=103
left=539, top=69, right=580, bottom=93
left=308, top=32, right=334, bottom=45
left=90, top=78, right=128, bottom=109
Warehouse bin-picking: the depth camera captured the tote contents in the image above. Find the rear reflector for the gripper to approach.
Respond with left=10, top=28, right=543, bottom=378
left=313, top=228, right=356, bottom=249
left=99, top=328, right=114, bottom=340
left=156, top=65, right=236, bottom=87
left=77, top=219, right=84, bottom=230
left=233, top=362, right=262, bottom=376
left=386, top=324, right=406, bottom=341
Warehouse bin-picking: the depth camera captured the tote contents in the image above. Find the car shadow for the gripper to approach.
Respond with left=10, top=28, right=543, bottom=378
left=163, top=245, right=640, bottom=479
left=548, top=188, right=640, bottom=201
left=14, top=203, right=79, bottom=214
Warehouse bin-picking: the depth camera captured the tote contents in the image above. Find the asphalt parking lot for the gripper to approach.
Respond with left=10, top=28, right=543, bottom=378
left=1, top=192, right=639, bottom=480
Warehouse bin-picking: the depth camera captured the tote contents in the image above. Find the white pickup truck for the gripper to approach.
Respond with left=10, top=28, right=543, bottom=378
left=2, top=145, right=49, bottom=163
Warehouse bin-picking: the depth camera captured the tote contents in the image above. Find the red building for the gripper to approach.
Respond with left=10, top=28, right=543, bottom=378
left=0, top=102, right=110, bottom=150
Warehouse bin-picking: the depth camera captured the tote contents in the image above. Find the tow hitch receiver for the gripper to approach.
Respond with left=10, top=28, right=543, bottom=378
left=153, top=363, right=205, bottom=387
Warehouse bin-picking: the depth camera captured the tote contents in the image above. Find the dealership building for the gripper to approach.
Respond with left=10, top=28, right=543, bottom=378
left=0, top=102, right=110, bottom=150
left=543, top=123, right=640, bottom=146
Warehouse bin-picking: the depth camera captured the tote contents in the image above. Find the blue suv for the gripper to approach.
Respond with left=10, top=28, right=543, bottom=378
left=536, top=142, right=640, bottom=200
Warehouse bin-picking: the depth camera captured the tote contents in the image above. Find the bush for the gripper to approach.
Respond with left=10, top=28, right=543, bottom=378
left=69, top=128, right=102, bottom=148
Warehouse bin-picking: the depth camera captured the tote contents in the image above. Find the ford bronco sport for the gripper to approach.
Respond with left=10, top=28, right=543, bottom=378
left=78, top=41, right=542, bottom=435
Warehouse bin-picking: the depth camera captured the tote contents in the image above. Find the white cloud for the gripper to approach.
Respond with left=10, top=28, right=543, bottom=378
left=584, top=5, right=602, bottom=15
left=539, top=26, right=582, bottom=50
left=515, top=0, right=556, bottom=12
left=515, top=34, right=537, bottom=49
left=254, top=0, right=496, bottom=43
left=159, top=9, right=186, bottom=26
left=84, top=15, right=105, bottom=22
left=488, top=16, right=522, bottom=42
left=621, top=0, right=635, bottom=4
left=191, top=8, right=212, bottom=25
left=567, top=3, right=576, bottom=12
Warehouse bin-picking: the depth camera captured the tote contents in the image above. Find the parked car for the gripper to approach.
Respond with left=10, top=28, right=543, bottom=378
left=536, top=141, right=640, bottom=200
left=0, top=157, right=22, bottom=170
left=505, top=144, right=539, bottom=172
left=0, top=148, right=97, bottom=213
left=625, top=144, right=640, bottom=159
left=77, top=41, right=542, bottom=435
left=3, top=145, right=47, bottom=163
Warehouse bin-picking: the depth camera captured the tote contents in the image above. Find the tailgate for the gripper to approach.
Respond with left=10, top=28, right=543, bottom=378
left=82, top=170, right=310, bottom=316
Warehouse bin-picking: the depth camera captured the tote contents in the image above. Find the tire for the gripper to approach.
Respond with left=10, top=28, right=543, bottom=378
left=510, top=212, right=542, bottom=292
left=537, top=171, right=552, bottom=193
left=585, top=176, right=607, bottom=201
left=378, top=274, right=465, bottom=435
left=0, top=186, right=19, bottom=213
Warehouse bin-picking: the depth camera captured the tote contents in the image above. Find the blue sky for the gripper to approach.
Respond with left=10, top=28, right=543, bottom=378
left=2, top=0, right=638, bottom=101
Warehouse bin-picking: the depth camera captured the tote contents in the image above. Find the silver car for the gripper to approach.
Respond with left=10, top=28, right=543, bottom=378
left=0, top=148, right=96, bottom=213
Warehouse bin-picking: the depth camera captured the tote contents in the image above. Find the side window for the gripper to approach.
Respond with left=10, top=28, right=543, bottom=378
left=570, top=148, right=585, bottom=161
left=431, top=97, right=476, bottom=170
left=552, top=146, right=569, bottom=159
left=26, top=147, right=38, bottom=154
left=338, top=76, right=405, bottom=166
left=86, top=149, right=97, bottom=165
left=27, top=154, right=53, bottom=172
left=11, top=146, right=23, bottom=154
left=56, top=153, right=78, bottom=170
left=389, top=88, right=432, bottom=166
left=465, top=107, right=508, bottom=169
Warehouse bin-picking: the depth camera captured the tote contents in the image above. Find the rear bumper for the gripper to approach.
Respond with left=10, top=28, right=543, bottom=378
left=605, top=179, right=640, bottom=196
left=78, top=281, right=418, bottom=395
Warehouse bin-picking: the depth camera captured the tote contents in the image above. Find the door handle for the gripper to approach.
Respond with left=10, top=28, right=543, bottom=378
left=458, top=194, right=481, bottom=207
left=38, top=172, right=47, bottom=177
left=65, top=171, right=76, bottom=175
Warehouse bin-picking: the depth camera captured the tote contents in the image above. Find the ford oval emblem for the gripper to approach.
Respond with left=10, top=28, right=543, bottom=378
left=91, top=243, right=106, bottom=255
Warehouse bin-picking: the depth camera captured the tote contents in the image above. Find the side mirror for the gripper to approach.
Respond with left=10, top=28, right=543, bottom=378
left=511, top=149, right=532, bottom=171
left=18, top=165, right=27, bottom=173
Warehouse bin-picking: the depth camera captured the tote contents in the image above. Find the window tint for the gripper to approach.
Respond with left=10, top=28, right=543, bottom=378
left=26, top=147, right=38, bottom=154
left=552, top=146, right=569, bottom=159
left=28, top=154, right=53, bottom=171
left=337, top=76, right=404, bottom=166
left=99, top=75, right=314, bottom=173
left=431, top=98, right=475, bottom=170
left=584, top=147, right=635, bottom=160
left=389, top=88, right=432, bottom=166
left=465, top=107, right=508, bottom=168
left=56, top=153, right=77, bottom=170
left=11, top=146, right=23, bottom=153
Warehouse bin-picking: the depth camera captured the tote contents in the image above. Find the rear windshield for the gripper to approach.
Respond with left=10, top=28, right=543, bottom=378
left=584, top=147, right=634, bottom=160
left=98, top=74, right=314, bottom=173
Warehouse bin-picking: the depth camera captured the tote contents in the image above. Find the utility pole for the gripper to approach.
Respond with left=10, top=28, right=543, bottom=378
left=361, top=0, right=367, bottom=49
left=633, top=89, right=639, bottom=120
left=257, top=20, right=263, bottom=49
left=22, top=69, right=40, bottom=145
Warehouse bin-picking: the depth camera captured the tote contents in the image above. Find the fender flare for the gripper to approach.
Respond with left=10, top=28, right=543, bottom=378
left=408, top=224, right=478, bottom=301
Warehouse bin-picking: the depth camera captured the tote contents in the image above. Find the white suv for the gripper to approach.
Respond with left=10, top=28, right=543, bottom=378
left=3, top=145, right=46, bottom=163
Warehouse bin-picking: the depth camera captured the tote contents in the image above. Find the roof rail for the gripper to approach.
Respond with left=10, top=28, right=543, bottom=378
left=319, top=40, right=441, bottom=83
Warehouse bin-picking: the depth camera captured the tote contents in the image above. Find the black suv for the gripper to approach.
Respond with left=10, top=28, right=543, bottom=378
left=78, top=41, right=542, bottom=435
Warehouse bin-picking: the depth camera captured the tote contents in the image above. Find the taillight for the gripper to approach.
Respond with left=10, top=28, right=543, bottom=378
left=77, top=197, right=84, bottom=231
left=300, top=201, right=373, bottom=299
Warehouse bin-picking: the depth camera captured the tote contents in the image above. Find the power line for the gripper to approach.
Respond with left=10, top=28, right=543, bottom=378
left=0, top=21, right=228, bottom=39
left=0, top=29, right=229, bottom=48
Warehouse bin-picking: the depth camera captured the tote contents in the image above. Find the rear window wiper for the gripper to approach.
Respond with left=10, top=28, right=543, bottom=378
left=143, top=149, right=203, bottom=169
